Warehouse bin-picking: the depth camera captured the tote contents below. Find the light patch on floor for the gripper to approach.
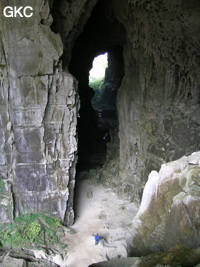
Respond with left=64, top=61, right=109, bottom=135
left=63, top=180, right=138, bottom=267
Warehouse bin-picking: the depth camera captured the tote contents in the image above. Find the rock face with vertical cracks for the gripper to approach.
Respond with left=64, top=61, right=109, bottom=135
left=131, top=152, right=200, bottom=255
left=0, top=0, right=200, bottom=230
left=112, top=0, right=200, bottom=202
left=52, top=0, right=200, bottom=204
left=0, top=0, right=79, bottom=225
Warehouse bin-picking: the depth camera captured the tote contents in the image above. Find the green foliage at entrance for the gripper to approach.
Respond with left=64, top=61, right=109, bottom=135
left=0, top=213, right=66, bottom=249
left=89, top=77, right=108, bottom=111
left=89, top=77, right=106, bottom=91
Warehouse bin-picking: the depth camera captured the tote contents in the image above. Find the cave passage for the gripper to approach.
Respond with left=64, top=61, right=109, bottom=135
left=72, top=48, right=124, bottom=173
left=50, top=0, right=126, bottom=222
left=68, top=1, right=126, bottom=175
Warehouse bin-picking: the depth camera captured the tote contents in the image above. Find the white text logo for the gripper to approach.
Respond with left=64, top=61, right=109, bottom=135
left=3, top=6, right=33, bottom=18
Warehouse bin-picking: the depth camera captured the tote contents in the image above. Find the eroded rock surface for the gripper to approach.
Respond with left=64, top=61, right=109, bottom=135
left=113, top=0, right=200, bottom=202
left=0, top=0, right=200, bottom=231
left=89, top=247, right=200, bottom=267
left=0, top=248, right=58, bottom=267
left=131, top=152, right=200, bottom=254
left=0, top=0, right=79, bottom=225
left=53, top=0, right=200, bottom=203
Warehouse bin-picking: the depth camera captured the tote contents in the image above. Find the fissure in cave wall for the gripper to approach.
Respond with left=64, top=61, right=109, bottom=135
left=67, top=2, right=125, bottom=172
left=0, top=0, right=200, bottom=224
left=54, top=0, right=200, bottom=202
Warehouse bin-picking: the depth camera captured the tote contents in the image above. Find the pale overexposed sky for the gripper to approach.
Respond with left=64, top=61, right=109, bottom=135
left=89, top=53, right=108, bottom=80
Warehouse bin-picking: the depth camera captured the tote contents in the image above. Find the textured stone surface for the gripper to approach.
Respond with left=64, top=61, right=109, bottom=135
left=89, top=257, right=142, bottom=267
left=0, top=248, right=58, bottom=267
left=0, top=0, right=200, bottom=229
left=114, top=0, right=200, bottom=202
left=89, top=246, right=200, bottom=266
left=131, top=152, right=200, bottom=254
left=81, top=0, right=200, bottom=203
left=0, top=179, right=13, bottom=223
left=3, top=256, right=25, bottom=267
left=51, top=0, right=98, bottom=65
left=0, top=0, right=79, bottom=225
left=53, top=0, right=200, bottom=204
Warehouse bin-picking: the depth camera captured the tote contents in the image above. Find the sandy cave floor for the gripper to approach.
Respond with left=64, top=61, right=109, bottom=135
left=61, top=179, right=139, bottom=267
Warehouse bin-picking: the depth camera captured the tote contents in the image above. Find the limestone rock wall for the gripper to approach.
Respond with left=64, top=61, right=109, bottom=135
left=51, top=0, right=200, bottom=205
left=131, top=152, right=200, bottom=254
left=52, top=0, right=200, bottom=206
left=0, top=0, right=200, bottom=226
left=106, top=0, right=200, bottom=202
left=0, top=0, right=79, bottom=225
left=51, top=0, right=98, bottom=66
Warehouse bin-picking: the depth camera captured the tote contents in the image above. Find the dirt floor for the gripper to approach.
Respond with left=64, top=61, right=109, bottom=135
left=63, top=179, right=138, bottom=267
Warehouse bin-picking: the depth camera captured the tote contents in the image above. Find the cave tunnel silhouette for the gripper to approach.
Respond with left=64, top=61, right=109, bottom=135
left=50, top=0, right=126, bottom=222
left=68, top=1, right=126, bottom=174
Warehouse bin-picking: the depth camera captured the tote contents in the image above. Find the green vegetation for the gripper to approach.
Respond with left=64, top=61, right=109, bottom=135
left=0, top=213, right=66, bottom=249
left=89, top=77, right=108, bottom=111
left=89, top=77, right=104, bottom=91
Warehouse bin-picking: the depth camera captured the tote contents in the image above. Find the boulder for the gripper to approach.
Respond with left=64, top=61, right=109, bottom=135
left=131, top=152, right=200, bottom=254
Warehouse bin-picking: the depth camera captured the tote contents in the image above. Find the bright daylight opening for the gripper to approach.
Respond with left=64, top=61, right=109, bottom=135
left=89, top=52, right=108, bottom=81
left=89, top=53, right=108, bottom=112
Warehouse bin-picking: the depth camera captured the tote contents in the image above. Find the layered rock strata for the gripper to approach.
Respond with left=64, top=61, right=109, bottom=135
left=0, top=0, right=79, bottom=225
left=0, top=0, right=200, bottom=226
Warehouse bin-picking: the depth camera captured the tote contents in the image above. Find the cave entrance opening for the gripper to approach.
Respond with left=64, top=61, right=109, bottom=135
left=51, top=0, right=126, bottom=221
left=66, top=3, right=125, bottom=225
left=75, top=52, right=110, bottom=173
left=72, top=53, right=110, bottom=169
left=71, top=45, right=124, bottom=223
left=71, top=46, right=124, bottom=177
left=51, top=0, right=126, bottom=177
left=89, top=52, right=108, bottom=112
left=67, top=3, right=126, bottom=181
